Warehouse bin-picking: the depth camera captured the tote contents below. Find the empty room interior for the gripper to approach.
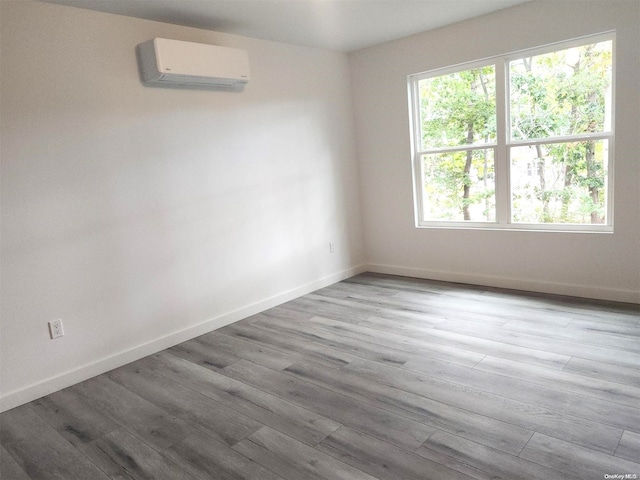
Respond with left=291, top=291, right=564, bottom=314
left=1, top=0, right=639, bottom=479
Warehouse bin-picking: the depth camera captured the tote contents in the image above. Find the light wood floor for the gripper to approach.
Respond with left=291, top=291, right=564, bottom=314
left=2, top=273, right=639, bottom=480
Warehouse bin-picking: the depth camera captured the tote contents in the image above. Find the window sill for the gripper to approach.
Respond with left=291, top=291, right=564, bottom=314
left=415, top=223, right=614, bottom=234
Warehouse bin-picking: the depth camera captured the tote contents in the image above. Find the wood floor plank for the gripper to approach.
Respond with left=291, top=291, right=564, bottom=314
left=345, top=273, right=477, bottom=296
left=233, top=426, right=378, bottom=480
left=519, top=432, right=640, bottom=480
left=546, top=304, right=639, bottom=324
left=316, top=281, right=408, bottom=300
left=385, top=292, right=514, bottom=326
left=345, top=358, right=624, bottom=454
left=307, top=315, right=569, bottom=370
left=562, top=356, right=640, bottom=388
left=260, top=305, right=316, bottom=323
left=281, top=360, right=533, bottom=455
left=403, top=354, right=640, bottom=434
left=253, top=315, right=413, bottom=366
left=2, top=420, right=111, bottom=480
left=310, top=290, right=508, bottom=328
left=437, top=319, right=640, bottom=369
left=353, top=313, right=449, bottom=338
left=405, top=324, right=572, bottom=370
left=70, top=374, right=195, bottom=451
left=165, top=431, right=285, bottom=480
left=495, top=311, right=574, bottom=327
left=196, top=331, right=297, bottom=370
left=392, top=289, right=580, bottom=327
left=317, top=426, right=477, bottom=480
left=418, top=430, right=580, bottom=480
left=168, top=337, right=242, bottom=372
left=142, top=352, right=342, bottom=446
left=475, top=355, right=640, bottom=409
left=314, top=287, right=487, bottom=325
left=107, top=361, right=263, bottom=447
left=223, top=359, right=435, bottom=451
left=286, top=294, right=444, bottom=326
left=352, top=273, right=636, bottom=323
left=615, top=431, right=640, bottom=463
left=501, top=319, right=640, bottom=353
left=281, top=296, right=375, bottom=323
left=402, top=441, right=500, bottom=480
left=0, top=404, right=55, bottom=447
left=567, top=315, right=640, bottom=331
left=0, top=445, right=31, bottom=480
left=30, top=388, right=119, bottom=447
left=302, top=315, right=486, bottom=367
left=360, top=274, right=582, bottom=313
left=78, top=428, right=197, bottom=480
left=219, top=321, right=358, bottom=368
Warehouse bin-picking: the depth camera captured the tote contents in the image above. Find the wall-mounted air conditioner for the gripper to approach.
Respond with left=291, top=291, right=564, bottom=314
left=137, top=38, right=250, bottom=88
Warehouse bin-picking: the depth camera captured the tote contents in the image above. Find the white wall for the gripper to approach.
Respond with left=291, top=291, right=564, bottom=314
left=350, top=0, right=640, bottom=303
left=0, top=0, right=364, bottom=411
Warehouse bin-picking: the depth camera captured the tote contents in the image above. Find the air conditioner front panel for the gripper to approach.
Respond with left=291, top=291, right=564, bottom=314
left=138, top=38, right=250, bottom=87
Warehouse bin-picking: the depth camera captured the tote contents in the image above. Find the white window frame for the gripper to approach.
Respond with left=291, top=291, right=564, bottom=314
left=408, top=32, right=615, bottom=233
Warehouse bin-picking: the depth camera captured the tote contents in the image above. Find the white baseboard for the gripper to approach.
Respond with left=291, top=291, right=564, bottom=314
left=366, top=263, right=640, bottom=304
left=0, top=264, right=367, bottom=413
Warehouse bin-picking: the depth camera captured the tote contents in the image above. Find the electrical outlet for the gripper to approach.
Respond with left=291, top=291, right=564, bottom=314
left=329, top=242, right=336, bottom=253
left=48, top=319, right=64, bottom=339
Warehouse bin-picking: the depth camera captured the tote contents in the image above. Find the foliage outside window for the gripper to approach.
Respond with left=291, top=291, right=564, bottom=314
left=408, top=33, right=614, bottom=231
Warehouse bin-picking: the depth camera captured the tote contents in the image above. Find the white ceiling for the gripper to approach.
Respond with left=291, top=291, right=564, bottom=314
left=40, top=0, right=532, bottom=52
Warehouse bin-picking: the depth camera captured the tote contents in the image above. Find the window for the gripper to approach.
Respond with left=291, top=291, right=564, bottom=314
left=408, top=33, right=614, bottom=231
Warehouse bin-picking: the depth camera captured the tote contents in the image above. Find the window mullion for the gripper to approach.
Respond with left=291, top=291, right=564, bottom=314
left=415, top=143, right=497, bottom=155
left=509, top=132, right=613, bottom=147
left=494, top=59, right=509, bottom=225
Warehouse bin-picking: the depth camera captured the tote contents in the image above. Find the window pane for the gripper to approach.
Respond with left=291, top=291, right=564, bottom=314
left=421, top=149, right=495, bottom=222
left=510, top=41, right=612, bottom=140
left=419, top=66, right=496, bottom=149
left=510, top=140, right=608, bottom=224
